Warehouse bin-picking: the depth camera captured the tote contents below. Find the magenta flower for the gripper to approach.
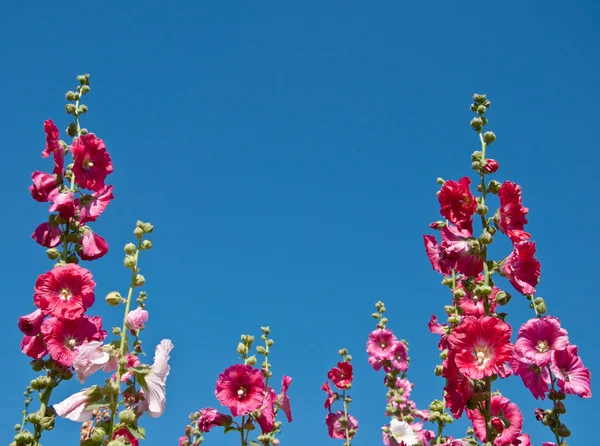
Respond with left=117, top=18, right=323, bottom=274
left=30, top=171, right=58, bottom=202
left=442, top=351, right=472, bottom=419
left=467, top=395, right=523, bottom=446
left=79, top=227, right=109, bottom=261
left=276, top=375, right=293, bottom=422
left=140, top=339, right=174, bottom=418
left=501, top=241, right=540, bottom=296
left=423, top=234, right=453, bottom=275
left=215, top=364, right=265, bottom=417
left=514, top=317, right=569, bottom=366
left=34, top=264, right=96, bottom=320
left=428, top=315, right=450, bottom=350
left=496, top=181, right=530, bottom=244
left=367, top=328, right=400, bottom=370
left=440, top=225, right=483, bottom=277
left=21, top=334, right=48, bottom=359
left=256, top=389, right=275, bottom=434
left=41, top=120, right=64, bottom=175
left=126, top=307, right=149, bottom=330
left=48, top=191, right=76, bottom=220
left=31, top=221, right=62, bottom=248
left=455, top=275, right=498, bottom=316
left=448, top=316, right=513, bottom=380
left=326, top=410, right=358, bottom=439
left=53, top=388, right=94, bottom=422
left=77, top=185, right=114, bottom=223
left=18, top=309, right=45, bottom=336
left=197, top=408, right=233, bottom=432
left=550, top=345, right=592, bottom=398
left=321, top=381, right=337, bottom=411
left=438, top=177, right=477, bottom=232
left=482, top=158, right=499, bottom=173
left=510, top=354, right=550, bottom=400
left=327, top=361, right=353, bottom=389
left=71, top=133, right=114, bottom=192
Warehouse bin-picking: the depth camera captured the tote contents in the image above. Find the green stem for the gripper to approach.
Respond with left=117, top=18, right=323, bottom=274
left=240, top=415, right=246, bottom=446
left=32, top=378, right=56, bottom=445
left=342, top=389, right=350, bottom=445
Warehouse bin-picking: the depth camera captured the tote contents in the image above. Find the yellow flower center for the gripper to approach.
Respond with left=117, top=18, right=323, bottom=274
left=536, top=340, right=550, bottom=353
left=83, top=157, right=94, bottom=170
left=60, top=289, right=72, bottom=301
left=237, top=387, right=246, bottom=400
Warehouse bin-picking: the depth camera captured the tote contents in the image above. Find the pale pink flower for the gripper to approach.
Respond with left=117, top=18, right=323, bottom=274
left=140, top=339, right=174, bottom=418
left=514, top=317, right=569, bottom=366
left=73, top=341, right=112, bottom=383
left=550, top=345, right=592, bottom=398
left=126, top=307, right=149, bottom=330
left=54, top=388, right=94, bottom=422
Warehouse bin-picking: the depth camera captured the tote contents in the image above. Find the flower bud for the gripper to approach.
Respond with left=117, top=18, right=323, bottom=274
left=534, top=297, right=547, bottom=314
left=105, top=291, right=122, bottom=307
left=107, top=441, right=126, bottom=446
left=429, top=399, right=444, bottom=412
left=434, top=365, right=443, bottom=376
left=479, top=231, right=493, bottom=245
left=237, top=343, right=247, bottom=355
left=557, top=424, right=571, bottom=437
left=245, top=355, right=257, bottom=366
left=436, top=177, right=445, bottom=185
left=487, top=226, right=497, bottom=235
left=65, top=104, right=76, bottom=114
left=65, top=91, right=78, bottom=101
left=78, top=105, right=88, bottom=114
left=66, top=122, right=78, bottom=137
left=134, top=274, right=145, bottom=287
left=256, top=346, right=266, bottom=354
left=471, top=151, right=482, bottom=161
left=81, top=85, right=91, bottom=94
left=141, top=240, right=152, bottom=250
left=439, top=349, right=448, bottom=360
left=39, top=416, right=54, bottom=429
left=118, top=408, right=137, bottom=425
left=483, top=131, right=496, bottom=144
left=133, top=227, right=143, bottom=239
left=14, top=431, right=34, bottom=444
left=428, top=411, right=440, bottom=422
left=124, top=255, right=137, bottom=269
left=474, top=285, right=493, bottom=296
left=453, top=288, right=467, bottom=298
left=476, top=204, right=488, bottom=215
left=91, top=427, right=107, bottom=442
left=470, top=117, right=483, bottom=132
left=448, top=315, right=460, bottom=325
left=46, top=248, right=60, bottom=260
left=124, top=243, right=136, bottom=254
left=66, top=253, right=79, bottom=264
left=495, top=291, right=511, bottom=306
left=554, top=401, right=566, bottom=414
left=80, top=128, right=88, bottom=135
left=477, top=105, right=486, bottom=115
left=142, top=223, right=154, bottom=233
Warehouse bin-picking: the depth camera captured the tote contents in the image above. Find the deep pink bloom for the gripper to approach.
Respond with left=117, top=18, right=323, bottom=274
left=455, top=275, right=498, bottom=316
left=389, top=342, right=408, bottom=372
left=42, top=120, right=64, bottom=174
left=71, top=134, right=114, bottom=192
left=141, top=339, right=174, bottom=418
left=482, top=159, right=499, bottom=173
left=21, top=334, right=48, bottom=359
left=467, top=395, right=523, bottom=445
left=73, top=341, right=112, bottom=383
left=423, top=234, right=453, bottom=275
left=428, top=314, right=450, bottom=350
left=79, top=228, right=109, bottom=261
left=197, top=408, right=233, bottom=432
left=126, top=307, right=149, bottom=330
left=440, top=225, right=483, bottom=277
left=34, top=264, right=96, bottom=320
left=18, top=309, right=45, bottom=336
left=53, top=388, right=94, bottom=422
left=326, top=410, right=358, bottom=439
left=496, top=181, right=530, bottom=244
left=438, top=177, right=477, bottom=232
left=501, top=241, right=540, bottom=296
left=256, top=389, right=276, bottom=433
left=367, top=328, right=402, bottom=371
left=77, top=185, right=114, bottom=223
left=514, top=317, right=569, bottom=366
left=41, top=315, right=106, bottom=367
left=113, top=427, right=139, bottom=446
left=119, top=353, right=140, bottom=382
left=550, top=345, right=592, bottom=398
left=30, top=171, right=58, bottom=202
left=514, top=433, right=532, bottom=446
left=442, top=351, right=473, bottom=418
left=178, top=437, right=189, bottom=446
left=48, top=191, right=76, bottom=220
left=321, top=381, right=336, bottom=411
left=327, top=361, right=353, bottom=389
left=276, top=375, right=293, bottom=422
left=31, top=221, right=62, bottom=248
left=510, top=354, right=550, bottom=399
left=448, top=316, right=513, bottom=380
left=215, top=364, right=265, bottom=416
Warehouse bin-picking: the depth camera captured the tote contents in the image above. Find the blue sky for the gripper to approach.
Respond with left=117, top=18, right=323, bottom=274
left=1, top=1, right=597, bottom=445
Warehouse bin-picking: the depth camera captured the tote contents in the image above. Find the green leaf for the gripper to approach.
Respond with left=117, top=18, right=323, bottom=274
left=126, top=425, right=146, bottom=440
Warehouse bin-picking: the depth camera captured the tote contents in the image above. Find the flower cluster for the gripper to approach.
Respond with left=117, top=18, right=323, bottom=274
left=423, top=94, right=591, bottom=445
left=180, top=327, right=292, bottom=446
left=322, top=349, right=358, bottom=444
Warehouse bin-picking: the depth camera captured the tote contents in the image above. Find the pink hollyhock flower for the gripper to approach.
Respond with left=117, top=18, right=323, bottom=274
left=140, top=339, right=174, bottom=418
left=79, top=227, right=109, bottom=261
left=53, top=388, right=95, bottom=422
left=438, top=177, right=477, bottom=232
left=18, top=309, right=45, bottom=336
left=482, top=159, right=499, bottom=173
left=455, top=276, right=498, bottom=316
left=388, top=342, right=408, bottom=373
left=256, top=389, right=276, bottom=433
left=423, top=234, right=453, bottom=276
left=31, top=221, right=62, bottom=248
left=21, top=334, right=48, bottom=359
left=395, top=378, right=413, bottom=401
left=448, top=316, right=513, bottom=380
left=77, top=185, right=114, bottom=223
left=429, top=315, right=450, bottom=350
left=34, top=264, right=96, bottom=320
left=514, top=317, right=569, bottom=366
left=326, top=410, right=358, bottom=439
left=367, top=328, right=400, bottom=370
left=442, top=351, right=472, bottom=419
left=42, top=120, right=64, bottom=174
left=48, top=191, right=76, bottom=220
left=215, top=364, right=265, bottom=417
left=321, top=381, right=337, bottom=411
left=388, top=419, right=418, bottom=445
left=178, top=437, right=189, bottom=446
left=276, top=375, right=293, bottom=422
left=440, top=225, right=483, bottom=277
left=515, top=433, right=532, bottom=446
left=327, top=361, right=353, bottom=389
left=119, top=353, right=141, bottom=382
left=550, top=345, right=592, bottom=398
left=73, top=341, right=113, bottom=383
left=197, top=408, right=233, bottom=432
left=126, top=307, right=149, bottom=330
left=113, top=427, right=139, bottom=446
left=510, top=354, right=550, bottom=399
left=496, top=181, right=530, bottom=244
left=30, top=171, right=58, bottom=202
left=71, top=133, right=114, bottom=192
left=41, top=316, right=105, bottom=367
left=501, top=241, right=540, bottom=296
left=467, top=395, right=523, bottom=446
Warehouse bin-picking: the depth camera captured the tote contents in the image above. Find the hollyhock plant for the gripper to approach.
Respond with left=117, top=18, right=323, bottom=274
left=550, top=345, right=592, bottom=398
left=323, top=349, right=357, bottom=442
left=71, top=133, right=114, bottom=192
left=438, top=176, right=477, bottom=232
left=514, top=316, right=569, bottom=366
left=34, top=263, right=96, bottom=320
left=500, top=240, right=541, bottom=296
left=326, top=411, right=359, bottom=440
left=42, top=119, right=64, bottom=174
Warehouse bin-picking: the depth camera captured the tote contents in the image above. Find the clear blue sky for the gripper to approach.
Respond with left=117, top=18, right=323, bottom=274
left=1, top=1, right=597, bottom=445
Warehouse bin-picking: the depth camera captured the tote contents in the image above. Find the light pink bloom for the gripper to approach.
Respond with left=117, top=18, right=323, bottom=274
left=73, top=341, right=112, bottom=383
left=514, top=317, right=569, bottom=366
left=550, top=345, right=592, bottom=398
left=119, top=353, right=140, bottom=382
left=54, top=388, right=94, bottom=422
left=31, top=221, right=62, bottom=248
left=215, top=364, right=265, bottom=416
left=80, top=227, right=109, bottom=261
left=77, top=185, right=114, bottom=223
left=126, top=307, right=149, bottom=330
left=140, top=339, right=174, bottom=418
left=501, top=241, right=540, bottom=296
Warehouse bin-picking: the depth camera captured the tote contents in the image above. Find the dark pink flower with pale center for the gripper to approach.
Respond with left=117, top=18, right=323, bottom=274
left=197, top=408, right=233, bottom=432
left=423, top=234, right=453, bottom=276
left=448, top=316, right=513, bottom=380
left=321, top=381, right=336, bottom=411
left=367, top=328, right=401, bottom=371
left=215, top=364, right=265, bottom=416
left=71, top=134, right=114, bottom=192
left=514, top=433, right=532, bottom=446
left=30, top=171, right=58, bottom=202
left=467, top=395, right=523, bottom=446
left=41, top=315, right=106, bottom=367
left=48, top=191, right=76, bottom=220
left=514, top=317, right=569, bottom=366
left=326, top=410, right=358, bottom=439
left=438, top=177, right=477, bottom=232
left=550, top=345, right=592, bottom=398
left=31, top=221, right=62, bottom=248
left=276, top=375, right=293, bottom=422
left=79, top=227, right=109, bottom=261
left=327, top=361, right=353, bottom=389
left=440, top=225, right=483, bottom=277
left=455, top=275, right=498, bottom=316
left=496, top=181, right=530, bottom=244
left=509, top=354, right=550, bottom=399
left=501, top=241, right=540, bottom=296
left=42, top=120, right=64, bottom=174
left=34, top=264, right=96, bottom=320
left=77, top=185, right=114, bottom=223
left=389, top=342, right=408, bottom=372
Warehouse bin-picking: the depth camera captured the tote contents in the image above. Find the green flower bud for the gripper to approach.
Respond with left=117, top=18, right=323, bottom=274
left=256, top=346, right=266, bottom=354
left=495, top=291, right=511, bottom=306
left=439, top=349, right=448, bottom=360
left=118, top=408, right=137, bottom=425
left=480, top=231, right=493, bottom=245
left=14, top=431, right=34, bottom=444
left=107, top=440, right=126, bottom=446
left=481, top=117, right=488, bottom=126
left=65, top=104, right=76, bottom=114
left=67, top=231, right=81, bottom=243
left=141, top=240, right=152, bottom=250
left=453, top=288, right=467, bottom=298
left=77, top=74, right=90, bottom=85
left=474, top=285, right=493, bottom=296
left=470, top=117, right=483, bottom=132
left=487, top=225, right=497, bottom=235
left=78, top=105, right=88, bottom=114
left=266, top=339, right=274, bottom=347
left=46, top=248, right=60, bottom=260
left=534, top=297, right=547, bottom=314
left=142, top=223, right=154, bottom=233
left=105, top=291, right=122, bottom=307
left=476, top=204, right=488, bottom=215
left=81, top=85, right=91, bottom=94
left=27, top=412, right=42, bottom=424
left=124, top=243, right=136, bottom=254
left=470, top=103, right=478, bottom=112
left=434, top=365, right=443, bottom=376
left=471, top=151, right=482, bottom=161
left=124, top=255, right=137, bottom=268
left=448, top=315, right=460, bottom=325
left=66, top=123, right=78, bottom=137
left=39, top=416, right=54, bottom=429
left=112, top=327, right=121, bottom=336
left=80, top=128, right=88, bottom=135
left=134, top=274, right=145, bottom=287
left=429, top=399, right=444, bottom=412
left=133, top=228, right=143, bottom=240
left=245, top=355, right=257, bottom=366
left=66, top=253, right=79, bottom=264
left=557, top=424, right=571, bottom=437
left=90, top=426, right=107, bottom=442
left=65, top=91, right=78, bottom=101
left=436, top=177, right=445, bottom=185
left=477, top=105, right=486, bottom=115
left=237, top=342, right=247, bottom=355
left=483, top=131, right=496, bottom=145
left=554, top=401, right=566, bottom=414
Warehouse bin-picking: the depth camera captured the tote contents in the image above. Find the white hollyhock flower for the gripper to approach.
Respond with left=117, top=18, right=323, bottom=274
left=388, top=418, right=418, bottom=446
left=140, top=339, right=174, bottom=418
